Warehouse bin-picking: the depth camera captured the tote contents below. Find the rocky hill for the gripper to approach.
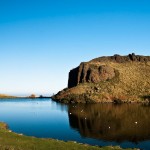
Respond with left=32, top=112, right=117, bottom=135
left=52, top=53, right=150, bottom=103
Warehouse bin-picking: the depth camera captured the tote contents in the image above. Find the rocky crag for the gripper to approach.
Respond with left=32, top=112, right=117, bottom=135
left=52, top=53, right=150, bottom=103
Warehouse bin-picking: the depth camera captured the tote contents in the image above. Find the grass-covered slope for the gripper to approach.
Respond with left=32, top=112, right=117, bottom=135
left=0, top=122, right=134, bottom=150
left=53, top=54, right=150, bottom=103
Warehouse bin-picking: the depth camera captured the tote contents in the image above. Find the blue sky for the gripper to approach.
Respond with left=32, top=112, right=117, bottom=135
left=0, top=0, right=150, bottom=96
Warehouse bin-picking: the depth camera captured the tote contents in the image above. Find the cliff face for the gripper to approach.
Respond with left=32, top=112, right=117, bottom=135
left=53, top=53, right=150, bottom=103
left=68, top=64, right=116, bottom=88
left=68, top=53, right=150, bottom=88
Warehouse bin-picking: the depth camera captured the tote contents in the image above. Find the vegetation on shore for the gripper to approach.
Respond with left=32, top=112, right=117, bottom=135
left=0, top=122, right=136, bottom=150
left=0, top=94, right=17, bottom=99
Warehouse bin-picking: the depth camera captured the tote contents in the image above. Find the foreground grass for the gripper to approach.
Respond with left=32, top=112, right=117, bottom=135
left=0, top=123, right=137, bottom=150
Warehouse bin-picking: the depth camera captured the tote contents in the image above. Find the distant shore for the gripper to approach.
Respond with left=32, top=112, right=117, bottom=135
left=0, top=94, right=51, bottom=99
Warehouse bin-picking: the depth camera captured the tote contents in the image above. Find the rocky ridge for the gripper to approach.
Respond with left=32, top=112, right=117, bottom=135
left=52, top=53, right=150, bottom=103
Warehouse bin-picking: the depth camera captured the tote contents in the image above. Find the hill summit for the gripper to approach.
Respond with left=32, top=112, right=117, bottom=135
left=52, top=53, right=150, bottom=103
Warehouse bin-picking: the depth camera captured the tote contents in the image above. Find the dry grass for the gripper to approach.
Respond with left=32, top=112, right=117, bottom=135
left=53, top=61, right=150, bottom=103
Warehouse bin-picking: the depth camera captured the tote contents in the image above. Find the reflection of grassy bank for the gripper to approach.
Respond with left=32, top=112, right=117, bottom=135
left=0, top=122, right=135, bottom=150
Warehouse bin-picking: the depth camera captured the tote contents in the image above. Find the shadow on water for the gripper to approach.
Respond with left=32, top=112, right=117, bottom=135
left=68, top=103, right=150, bottom=144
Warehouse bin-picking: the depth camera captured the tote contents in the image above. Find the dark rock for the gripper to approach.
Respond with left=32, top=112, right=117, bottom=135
left=68, top=67, right=79, bottom=88
left=92, top=53, right=150, bottom=63
left=113, top=98, right=123, bottom=104
left=68, top=64, right=115, bottom=88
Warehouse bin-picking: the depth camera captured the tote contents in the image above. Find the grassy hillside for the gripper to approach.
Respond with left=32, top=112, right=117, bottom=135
left=53, top=55, right=150, bottom=103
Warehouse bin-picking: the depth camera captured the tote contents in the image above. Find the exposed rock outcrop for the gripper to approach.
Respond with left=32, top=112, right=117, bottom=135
left=52, top=53, right=150, bottom=103
left=68, top=64, right=116, bottom=88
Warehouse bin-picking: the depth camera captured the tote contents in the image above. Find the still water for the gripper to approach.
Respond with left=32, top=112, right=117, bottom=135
left=0, top=98, right=149, bottom=149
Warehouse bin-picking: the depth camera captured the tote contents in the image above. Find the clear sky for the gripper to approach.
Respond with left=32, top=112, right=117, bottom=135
left=0, top=0, right=150, bottom=96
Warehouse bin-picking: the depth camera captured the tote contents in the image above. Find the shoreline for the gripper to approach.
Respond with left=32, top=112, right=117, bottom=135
left=51, top=97, right=150, bottom=105
left=0, top=122, right=135, bottom=150
left=0, top=96, right=150, bottom=105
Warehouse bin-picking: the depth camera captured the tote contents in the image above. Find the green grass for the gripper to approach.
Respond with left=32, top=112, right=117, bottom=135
left=0, top=122, right=136, bottom=150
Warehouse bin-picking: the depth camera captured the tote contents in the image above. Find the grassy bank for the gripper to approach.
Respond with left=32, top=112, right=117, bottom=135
left=0, top=122, right=136, bottom=150
left=0, top=94, right=17, bottom=99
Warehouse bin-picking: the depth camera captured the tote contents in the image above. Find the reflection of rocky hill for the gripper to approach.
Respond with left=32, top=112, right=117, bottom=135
left=68, top=104, right=150, bottom=143
left=52, top=53, right=150, bottom=103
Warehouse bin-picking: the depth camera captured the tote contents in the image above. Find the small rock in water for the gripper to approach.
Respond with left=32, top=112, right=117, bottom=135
left=135, top=122, right=138, bottom=124
left=70, top=113, right=72, bottom=115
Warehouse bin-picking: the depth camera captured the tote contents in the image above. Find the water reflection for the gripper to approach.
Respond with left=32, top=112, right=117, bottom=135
left=0, top=99, right=150, bottom=149
left=68, top=104, right=150, bottom=143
